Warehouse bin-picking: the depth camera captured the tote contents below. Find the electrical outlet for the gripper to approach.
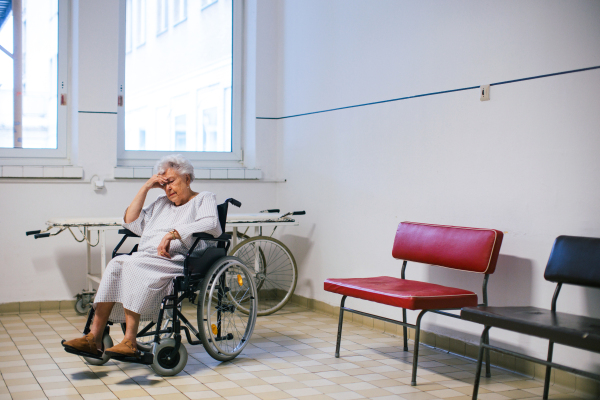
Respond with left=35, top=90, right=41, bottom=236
left=480, top=85, right=490, bottom=101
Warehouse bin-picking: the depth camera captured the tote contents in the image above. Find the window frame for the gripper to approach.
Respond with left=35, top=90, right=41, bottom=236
left=156, top=0, right=168, bottom=36
left=201, top=0, right=219, bottom=11
left=116, top=0, right=243, bottom=167
left=0, top=0, right=69, bottom=164
left=173, top=0, right=187, bottom=26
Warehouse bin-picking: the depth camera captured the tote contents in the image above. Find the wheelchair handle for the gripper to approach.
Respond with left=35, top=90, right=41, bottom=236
left=26, top=230, right=41, bottom=236
left=225, top=198, right=242, bottom=208
left=292, top=211, right=306, bottom=215
left=34, top=233, right=51, bottom=239
left=260, top=209, right=280, bottom=213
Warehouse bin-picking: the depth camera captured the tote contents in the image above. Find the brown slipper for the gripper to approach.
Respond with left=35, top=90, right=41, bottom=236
left=61, top=333, right=101, bottom=357
left=105, top=339, right=140, bottom=358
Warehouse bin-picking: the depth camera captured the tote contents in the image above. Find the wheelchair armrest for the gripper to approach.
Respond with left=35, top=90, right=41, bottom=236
left=112, top=230, right=140, bottom=258
left=118, top=229, right=140, bottom=237
left=192, top=232, right=231, bottom=240
left=186, top=232, right=232, bottom=261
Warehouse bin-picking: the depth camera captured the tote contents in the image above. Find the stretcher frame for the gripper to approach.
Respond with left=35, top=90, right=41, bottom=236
left=27, top=212, right=303, bottom=309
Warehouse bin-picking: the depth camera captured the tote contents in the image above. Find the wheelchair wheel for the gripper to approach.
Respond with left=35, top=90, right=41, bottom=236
left=150, top=338, right=188, bottom=376
left=83, top=332, right=113, bottom=366
left=227, top=232, right=267, bottom=292
left=230, top=236, right=297, bottom=316
left=197, top=257, right=257, bottom=362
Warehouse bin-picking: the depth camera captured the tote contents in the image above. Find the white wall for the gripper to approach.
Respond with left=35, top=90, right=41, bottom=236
left=0, top=0, right=279, bottom=303
left=2, top=0, right=599, bottom=375
left=272, top=0, right=600, bottom=372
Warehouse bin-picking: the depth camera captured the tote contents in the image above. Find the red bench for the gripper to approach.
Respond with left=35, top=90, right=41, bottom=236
left=324, top=221, right=504, bottom=386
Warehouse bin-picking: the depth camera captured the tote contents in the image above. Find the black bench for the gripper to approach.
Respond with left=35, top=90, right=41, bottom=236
left=461, top=235, right=600, bottom=399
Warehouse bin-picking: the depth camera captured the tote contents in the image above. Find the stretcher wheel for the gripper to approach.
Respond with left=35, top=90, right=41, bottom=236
left=197, top=257, right=257, bottom=362
left=83, top=332, right=113, bottom=366
left=74, top=297, right=92, bottom=315
left=150, top=338, right=188, bottom=376
left=230, top=236, right=297, bottom=315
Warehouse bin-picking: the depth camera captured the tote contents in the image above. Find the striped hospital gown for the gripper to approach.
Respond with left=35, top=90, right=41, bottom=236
left=94, top=191, right=222, bottom=322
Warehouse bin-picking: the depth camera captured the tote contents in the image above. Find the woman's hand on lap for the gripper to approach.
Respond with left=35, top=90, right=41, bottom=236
left=157, top=234, right=172, bottom=258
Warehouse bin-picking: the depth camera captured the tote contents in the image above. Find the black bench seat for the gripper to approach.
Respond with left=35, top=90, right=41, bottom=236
left=462, top=306, right=600, bottom=353
left=461, top=235, right=600, bottom=400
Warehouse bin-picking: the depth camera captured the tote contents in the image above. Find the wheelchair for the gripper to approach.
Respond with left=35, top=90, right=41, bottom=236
left=63, top=198, right=258, bottom=376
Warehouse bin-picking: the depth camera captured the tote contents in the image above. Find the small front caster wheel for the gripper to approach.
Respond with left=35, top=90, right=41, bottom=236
left=83, top=332, right=113, bottom=366
left=151, top=338, right=188, bottom=376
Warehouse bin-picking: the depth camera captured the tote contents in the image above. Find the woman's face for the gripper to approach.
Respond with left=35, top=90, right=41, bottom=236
left=161, top=168, right=191, bottom=205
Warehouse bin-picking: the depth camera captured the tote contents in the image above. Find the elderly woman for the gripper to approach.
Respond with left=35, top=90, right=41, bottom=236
left=62, top=155, right=221, bottom=358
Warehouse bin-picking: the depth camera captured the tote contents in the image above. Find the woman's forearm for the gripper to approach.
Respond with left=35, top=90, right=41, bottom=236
left=124, top=186, right=150, bottom=223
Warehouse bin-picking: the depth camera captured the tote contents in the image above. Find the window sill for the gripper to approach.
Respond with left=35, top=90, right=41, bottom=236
left=114, top=167, right=261, bottom=180
left=0, top=166, right=83, bottom=179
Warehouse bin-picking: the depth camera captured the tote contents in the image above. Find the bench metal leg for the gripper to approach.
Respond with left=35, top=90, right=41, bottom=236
left=472, top=326, right=491, bottom=400
left=484, top=328, right=491, bottom=378
left=543, top=341, right=554, bottom=399
left=335, top=296, right=347, bottom=358
left=411, top=310, right=427, bottom=386
left=402, top=308, right=408, bottom=351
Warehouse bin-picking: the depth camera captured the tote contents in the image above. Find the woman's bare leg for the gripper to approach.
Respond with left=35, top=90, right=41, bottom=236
left=123, top=308, right=141, bottom=349
left=90, top=302, right=115, bottom=350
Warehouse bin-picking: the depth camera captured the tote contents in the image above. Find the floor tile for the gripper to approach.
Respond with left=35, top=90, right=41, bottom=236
left=0, top=306, right=589, bottom=400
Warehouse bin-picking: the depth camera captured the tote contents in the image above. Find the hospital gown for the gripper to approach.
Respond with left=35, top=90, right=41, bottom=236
left=94, top=191, right=222, bottom=322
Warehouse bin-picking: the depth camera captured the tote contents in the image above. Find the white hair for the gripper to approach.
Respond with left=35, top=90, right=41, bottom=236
left=155, top=154, right=195, bottom=182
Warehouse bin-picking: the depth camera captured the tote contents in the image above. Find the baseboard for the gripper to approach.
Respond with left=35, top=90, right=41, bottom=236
left=290, top=293, right=600, bottom=397
left=0, top=300, right=75, bottom=314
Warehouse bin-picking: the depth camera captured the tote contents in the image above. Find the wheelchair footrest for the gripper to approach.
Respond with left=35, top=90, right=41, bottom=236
left=61, top=341, right=104, bottom=360
left=108, top=351, right=153, bottom=365
left=106, top=343, right=153, bottom=365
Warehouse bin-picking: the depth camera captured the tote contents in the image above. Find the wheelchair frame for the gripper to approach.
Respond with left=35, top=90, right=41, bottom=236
left=73, top=198, right=257, bottom=374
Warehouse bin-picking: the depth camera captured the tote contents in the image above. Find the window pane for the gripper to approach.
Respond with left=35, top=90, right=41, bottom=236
left=124, top=0, right=232, bottom=152
left=0, top=1, right=59, bottom=149
left=0, top=10, right=13, bottom=148
left=157, top=0, right=167, bottom=34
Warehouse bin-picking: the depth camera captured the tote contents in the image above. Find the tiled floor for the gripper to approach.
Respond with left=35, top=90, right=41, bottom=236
left=0, top=303, right=590, bottom=400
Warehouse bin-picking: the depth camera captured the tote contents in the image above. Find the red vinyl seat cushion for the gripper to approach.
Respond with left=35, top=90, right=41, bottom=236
left=324, top=276, right=478, bottom=310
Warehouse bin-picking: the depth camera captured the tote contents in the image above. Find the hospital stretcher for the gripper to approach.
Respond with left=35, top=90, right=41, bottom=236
left=26, top=210, right=305, bottom=315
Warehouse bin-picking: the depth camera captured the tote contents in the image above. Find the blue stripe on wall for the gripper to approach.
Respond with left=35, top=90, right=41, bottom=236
left=256, top=65, right=600, bottom=121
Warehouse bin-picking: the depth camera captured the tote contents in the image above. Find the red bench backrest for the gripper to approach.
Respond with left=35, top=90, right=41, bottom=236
left=392, top=222, right=504, bottom=274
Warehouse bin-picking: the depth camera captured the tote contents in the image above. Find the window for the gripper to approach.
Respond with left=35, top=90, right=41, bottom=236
left=156, top=0, right=167, bottom=35
left=0, top=0, right=68, bottom=160
left=118, top=0, right=242, bottom=165
left=135, top=0, right=146, bottom=47
left=174, top=115, right=186, bottom=150
left=173, top=0, right=186, bottom=25
left=125, top=0, right=132, bottom=52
